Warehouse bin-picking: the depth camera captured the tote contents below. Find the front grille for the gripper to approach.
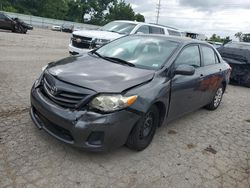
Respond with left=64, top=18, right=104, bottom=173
left=72, top=40, right=90, bottom=49
left=72, top=34, right=92, bottom=49
left=41, top=73, right=92, bottom=109
left=72, top=34, right=92, bottom=41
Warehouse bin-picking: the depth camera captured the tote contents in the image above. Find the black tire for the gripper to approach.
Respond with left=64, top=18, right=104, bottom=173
left=126, top=105, right=159, bottom=151
left=205, top=85, right=224, bottom=110
left=13, top=24, right=23, bottom=33
left=22, top=28, right=27, bottom=34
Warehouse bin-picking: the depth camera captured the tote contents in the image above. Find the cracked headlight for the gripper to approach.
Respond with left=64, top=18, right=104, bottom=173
left=89, top=94, right=137, bottom=112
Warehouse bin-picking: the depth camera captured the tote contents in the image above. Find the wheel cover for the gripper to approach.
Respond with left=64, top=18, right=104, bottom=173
left=214, top=88, right=223, bottom=107
left=140, top=112, right=154, bottom=139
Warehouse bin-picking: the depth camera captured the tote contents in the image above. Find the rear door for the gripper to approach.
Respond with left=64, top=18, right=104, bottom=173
left=199, top=45, right=224, bottom=104
left=0, top=13, right=12, bottom=30
left=168, top=44, right=205, bottom=121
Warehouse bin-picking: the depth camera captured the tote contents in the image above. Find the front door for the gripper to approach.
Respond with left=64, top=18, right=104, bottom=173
left=168, top=45, right=205, bottom=121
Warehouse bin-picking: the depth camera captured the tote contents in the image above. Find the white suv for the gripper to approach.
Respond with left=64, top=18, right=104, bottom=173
left=69, top=20, right=182, bottom=55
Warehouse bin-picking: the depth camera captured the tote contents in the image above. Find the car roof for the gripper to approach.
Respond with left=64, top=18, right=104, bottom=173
left=113, top=20, right=180, bottom=31
left=230, top=41, right=250, bottom=46
left=132, top=34, right=208, bottom=45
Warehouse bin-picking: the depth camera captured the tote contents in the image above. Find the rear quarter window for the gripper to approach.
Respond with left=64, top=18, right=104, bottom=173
left=167, top=29, right=181, bottom=36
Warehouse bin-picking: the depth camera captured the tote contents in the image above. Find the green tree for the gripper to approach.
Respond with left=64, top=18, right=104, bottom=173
left=0, top=0, right=145, bottom=25
left=105, top=0, right=135, bottom=22
left=209, top=34, right=231, bottom=43
left=134, top=13, right=145, bottom=22
left=235, top=32, right=243, bottom=42
left=87, top=0, right=113, bottom=24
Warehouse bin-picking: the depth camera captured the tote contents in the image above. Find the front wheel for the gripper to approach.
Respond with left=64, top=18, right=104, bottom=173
left=205, top=85, right=224, bottom=110
left=126, top=105, right=159, bottom=151
left=13, top=24, right=24, bottom=33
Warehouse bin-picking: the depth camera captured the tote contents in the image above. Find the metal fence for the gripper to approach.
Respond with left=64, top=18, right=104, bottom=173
left=1, top=11, right=100, bottom=30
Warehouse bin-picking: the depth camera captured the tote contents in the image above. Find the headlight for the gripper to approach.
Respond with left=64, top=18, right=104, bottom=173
left=89, top=94, right=137, bottom=112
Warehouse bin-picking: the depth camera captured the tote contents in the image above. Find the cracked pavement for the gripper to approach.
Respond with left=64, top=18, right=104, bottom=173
left=0, top=29, right=249, bottom=188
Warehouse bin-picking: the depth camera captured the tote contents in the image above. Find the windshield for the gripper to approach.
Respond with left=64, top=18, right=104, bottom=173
left=96, top=36, right=179, bottom=70
left=100, top=21, right=137, bottom=34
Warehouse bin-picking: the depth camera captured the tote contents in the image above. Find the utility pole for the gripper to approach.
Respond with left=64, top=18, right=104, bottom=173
left=156, top=0, right=161, bottom=24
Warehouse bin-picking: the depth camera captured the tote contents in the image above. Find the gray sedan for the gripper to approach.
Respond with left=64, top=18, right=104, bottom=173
left=30, top=35, right=231, bottom=151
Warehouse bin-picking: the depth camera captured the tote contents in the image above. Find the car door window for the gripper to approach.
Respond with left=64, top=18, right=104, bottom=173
left=175, top=45, right=201, bottom=68
left=168, top=29, right=181, bottom=36
left=202, top=46, right=216, bottom=66
left=0, top=13, right=5, bottom=20
left=136, top=25, right=150, bottom=34
left=149, top=26, right=165, bottom=34
left=215, top=53, right=220, bottom=64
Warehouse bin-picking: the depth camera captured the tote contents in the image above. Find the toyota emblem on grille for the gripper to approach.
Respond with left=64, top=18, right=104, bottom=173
left=50, top=86, right=57, bottom=95
left=76, top=38, right=81, bottom=43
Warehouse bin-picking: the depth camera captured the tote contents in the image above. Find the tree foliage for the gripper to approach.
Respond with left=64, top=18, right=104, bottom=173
left=0, top=0, right=145, bottom=25
left=106, top=1, right=135, bottom=22
left=234, top=32, right=243, bottom=41
left=209, top=34, right=231, bottom=43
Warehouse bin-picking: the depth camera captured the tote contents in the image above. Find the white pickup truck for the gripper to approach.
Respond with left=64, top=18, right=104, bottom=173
left=68, top=20, right=182, bottom=55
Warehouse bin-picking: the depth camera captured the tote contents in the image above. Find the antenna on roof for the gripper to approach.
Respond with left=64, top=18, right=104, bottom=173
left=156, top=0, right=161, bottom=24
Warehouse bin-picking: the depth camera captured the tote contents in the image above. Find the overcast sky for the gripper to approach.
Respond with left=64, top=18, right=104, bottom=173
left=125, top=0, right=250, bottom=39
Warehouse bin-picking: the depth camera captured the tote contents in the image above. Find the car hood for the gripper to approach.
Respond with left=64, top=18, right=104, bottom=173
left=73, top=30, right=125, bottom=40
left=47, top=55, right=155, bottom=93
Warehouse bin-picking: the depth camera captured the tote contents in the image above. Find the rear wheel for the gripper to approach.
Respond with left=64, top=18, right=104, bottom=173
left=205, top=85, right=224, bottom=110
left=126, top=105, right=159, bottom=151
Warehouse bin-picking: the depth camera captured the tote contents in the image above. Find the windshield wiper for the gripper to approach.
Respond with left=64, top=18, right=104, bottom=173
left=103, top=56, right=135, bottom=67
left=88, top=51, right=103, bottom=58
left=109, top=30, right=126, bottom=34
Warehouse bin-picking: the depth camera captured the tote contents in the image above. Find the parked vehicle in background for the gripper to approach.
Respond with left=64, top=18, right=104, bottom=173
left=73, top=26, right=83, bottom=32
left=217, top=41, right=250, bottom=87
left=13, top=18, right=33, bottom=30
left=0, top=12, right=33, bottom=34
left=31, top=35, right=231, bottom=151
left=51, top=25, right=61, bottom=31
left=207, top=41, right=223, bottom=49
left=69, top=20, right=182, bottom=55
left=183, top=31, right=207, bottom=41
left=61, top=24, right=74, bottom=33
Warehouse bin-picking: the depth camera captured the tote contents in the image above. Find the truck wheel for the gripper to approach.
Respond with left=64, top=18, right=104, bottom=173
left=126, top=105, right=159, bottom=151
left=205, top=85, right=224, bottom=110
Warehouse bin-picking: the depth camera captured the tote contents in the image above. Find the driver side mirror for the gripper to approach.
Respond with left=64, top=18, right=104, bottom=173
left=174, top=64, right=195, bottom=76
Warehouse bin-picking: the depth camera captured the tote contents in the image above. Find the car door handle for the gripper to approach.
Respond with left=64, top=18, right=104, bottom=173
left=200, top=74, right=204, bottom=77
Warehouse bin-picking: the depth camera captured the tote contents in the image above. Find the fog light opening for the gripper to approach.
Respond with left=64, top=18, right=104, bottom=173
left=87, top=132, right=104, bottom=146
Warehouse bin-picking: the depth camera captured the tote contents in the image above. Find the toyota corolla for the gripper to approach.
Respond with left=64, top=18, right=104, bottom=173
left=30, top=35, right=231, bottom=151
